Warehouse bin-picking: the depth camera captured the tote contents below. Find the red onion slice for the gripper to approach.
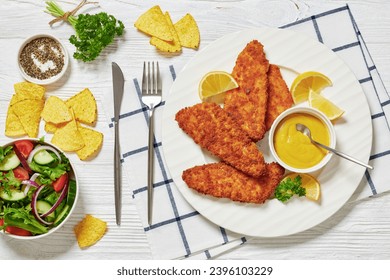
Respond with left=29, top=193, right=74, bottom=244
left=41, top=173, right=69, bottom=218
left=13, top=144, right=33, bottom=174
left=22, top=179, right=40, bottom=188
left=31, top=185, right=53, bottom=226
left=22, top=173, right=41, bottom=195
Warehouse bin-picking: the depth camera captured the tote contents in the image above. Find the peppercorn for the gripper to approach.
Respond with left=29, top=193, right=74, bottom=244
left=19, top=37, right=65, bottom=80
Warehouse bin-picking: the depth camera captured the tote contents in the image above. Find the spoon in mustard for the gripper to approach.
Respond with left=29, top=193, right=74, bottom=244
left=295, top=123, right=373, bottom=170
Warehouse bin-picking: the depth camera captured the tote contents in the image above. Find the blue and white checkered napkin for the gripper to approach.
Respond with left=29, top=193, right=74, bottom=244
left=105, top=5, right=390, bottom=259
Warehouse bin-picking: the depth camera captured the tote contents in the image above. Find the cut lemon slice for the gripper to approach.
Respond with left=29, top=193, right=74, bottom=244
left=309, top=91, right=345, bottom=121
left=290, top=71, right=333, bottom=104
left=283, top=173, right=321, bottom=201
left=198, top=71, right=238, bottom=103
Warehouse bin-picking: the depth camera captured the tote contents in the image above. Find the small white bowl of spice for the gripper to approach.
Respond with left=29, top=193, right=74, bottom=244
left=18, top=34, right=69, bottom=85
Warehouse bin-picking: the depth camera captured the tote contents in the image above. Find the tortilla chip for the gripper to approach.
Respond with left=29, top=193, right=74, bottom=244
left=5, top=111, right=26, bottom=137
left=134, top=5, right=173, bottom=41
left=76, top=125, right=104, bottom=160
left=174, top=13, right=200, bottom=49
left=41, top=96, right=72, bottom=124
left=66, top=88, right=97, bottom=125
left=44, top=121, right=67, bottom=134
left=51, top=111, right=85, bottom=151
left=74, top=214, right=107, bottom=248
left=5, top=95, right=26, bottom=137
left=14, top=81, right=45, bottom=100
left=11, top=99, right=44, bottom=138
left=9, top=94, right=23, bottom=106
left=150, top=12, right=182, bottom=53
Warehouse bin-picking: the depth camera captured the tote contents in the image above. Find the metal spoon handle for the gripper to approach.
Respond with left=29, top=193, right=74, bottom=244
left=311, top=139, right=373, bottom=170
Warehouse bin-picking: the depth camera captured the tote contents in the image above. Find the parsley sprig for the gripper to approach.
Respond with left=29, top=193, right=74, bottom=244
left=45, top=1, right=125, bottom=62
left=274, top=175, right=306, bottom=202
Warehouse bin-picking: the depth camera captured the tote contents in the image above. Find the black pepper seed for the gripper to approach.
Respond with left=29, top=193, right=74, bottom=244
left=19, top=37, right=65, bottom=80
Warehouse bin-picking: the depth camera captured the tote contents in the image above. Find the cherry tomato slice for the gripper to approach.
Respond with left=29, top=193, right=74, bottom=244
left=52, top=173, right=68, bottom=193
left=13, top=166, right=30, bottom=181
left=14, top=140, right=34, bottom=159
left=5, top=226, right=32, bottom=236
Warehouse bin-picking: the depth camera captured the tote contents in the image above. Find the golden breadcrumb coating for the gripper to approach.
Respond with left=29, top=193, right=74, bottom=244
left=224, top=40, right=270, bottom=141
left=175, top=102, right=266, bottom=178
left=265, top=64, right=294, bottom=131
left=182, top=162, right=285, bottom=204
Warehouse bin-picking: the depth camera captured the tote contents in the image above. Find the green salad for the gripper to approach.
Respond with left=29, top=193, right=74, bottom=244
left=0, top=139, right=77, bottom=237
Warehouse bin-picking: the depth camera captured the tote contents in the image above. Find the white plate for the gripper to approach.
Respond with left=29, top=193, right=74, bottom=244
left=162, top=28, right=372, bottom=237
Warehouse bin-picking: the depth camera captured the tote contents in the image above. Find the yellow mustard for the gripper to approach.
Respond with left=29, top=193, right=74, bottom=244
left=274, top=113, right=330, bottom=169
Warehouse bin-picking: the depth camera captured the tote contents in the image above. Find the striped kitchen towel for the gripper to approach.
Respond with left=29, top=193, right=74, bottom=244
left=105, top=5, right=389, bottom=259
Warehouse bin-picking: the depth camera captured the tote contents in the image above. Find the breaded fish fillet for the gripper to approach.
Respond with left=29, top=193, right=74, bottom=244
left=265, top=64, right=294, bottom=131
left=175, top=102, right=266, bottom=177
left=224, top=40, right=270, bottom=141
left=182, top=162, right=285, bottom=204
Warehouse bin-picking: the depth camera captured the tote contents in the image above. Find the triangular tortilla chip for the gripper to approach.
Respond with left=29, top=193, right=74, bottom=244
left=76, top=125, right=104, bottom=160
left=11, top=99, right=44, bottom=138
left=44, top=121, right=66, bottom=134
left=14, top=82, right=45, bottom=100
left=5, top=95, right=26, bottom=137
left=134, top=5, right=173, bottom=41
left=41, top=96, right=72, bottom=124
left=174, top=13, right=200, bottom=49
left=66, top=88, right=97, bottom=125
left=150, top=12, right=182, bottom=53
left=51, top=110, right=84, bottom=151
left=74, top=214, right=107, bottom=248
left=5, top=111, right=26, bottom=137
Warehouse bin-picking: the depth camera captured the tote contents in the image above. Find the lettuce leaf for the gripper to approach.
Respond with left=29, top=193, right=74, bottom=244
left=3, top=207, right=48, bottom=234
left=0, top=146, right=13, bottom=163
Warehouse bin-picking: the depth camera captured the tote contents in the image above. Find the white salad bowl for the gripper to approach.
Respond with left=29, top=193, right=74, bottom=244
left=0, top=138, right=78, bottom=240
left=17, top=34, right=69, bottom=85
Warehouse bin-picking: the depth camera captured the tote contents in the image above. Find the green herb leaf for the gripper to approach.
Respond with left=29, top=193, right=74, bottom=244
left=3, top=207, right=48, bottom=234
left=70, top=12, right=125, bottom=62
left=274, top=175, right=306, bottom=202
left=45, top=2, right=125, bottom=62
left=0, top=146, right=13, bottom=163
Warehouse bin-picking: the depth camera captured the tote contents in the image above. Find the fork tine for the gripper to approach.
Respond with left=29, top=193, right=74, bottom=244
left=147, top=62, right=151, bottom=94
left=152, top=61, right=156, bottom=94
left=142, top=61, right=146, bottom=94
left=156, top=62, right=162, bottom=94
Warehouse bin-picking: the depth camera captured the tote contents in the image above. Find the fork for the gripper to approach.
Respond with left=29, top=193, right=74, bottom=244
left=141, top=61, right=162, bottom=225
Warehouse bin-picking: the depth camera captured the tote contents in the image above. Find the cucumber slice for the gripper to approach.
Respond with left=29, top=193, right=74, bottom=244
left=34, top=150, right=55, bottom=165
left=53, top=204, right=70, bottom=226
left=0, top=188, right=27, bottom=201
left=67, top=180, right=77, bottom=207
left=36, top=200, right=56, bottom=222
left=54, top=200, right=66, bottom=217
left=0, top=152, right=20, bottom=171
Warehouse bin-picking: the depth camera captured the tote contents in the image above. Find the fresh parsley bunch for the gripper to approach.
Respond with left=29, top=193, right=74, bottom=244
left=274, top=175, right=306, bottom=202
left=70, top=13, right=125, bottom=62
left=45, top=1, right=125, bottom=62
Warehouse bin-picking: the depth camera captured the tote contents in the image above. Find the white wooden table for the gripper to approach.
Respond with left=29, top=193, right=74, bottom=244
left=0, top=0, right=389, bottom=260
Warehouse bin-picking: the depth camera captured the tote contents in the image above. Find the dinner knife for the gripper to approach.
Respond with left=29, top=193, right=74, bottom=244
left=112, top=62, right=124, bottom=226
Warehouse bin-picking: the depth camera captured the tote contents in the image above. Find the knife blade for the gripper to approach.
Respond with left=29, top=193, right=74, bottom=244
left=112, top=62, right=124, bottom=226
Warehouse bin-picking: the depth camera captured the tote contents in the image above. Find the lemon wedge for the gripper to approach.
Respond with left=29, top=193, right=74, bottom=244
left=198, top=71, right=238, bottom=103
left=309, top=91, right=344, bottom=121
left=290, top=71, right=333, bottom=104
left=283, top=173, right=321, bottom=201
